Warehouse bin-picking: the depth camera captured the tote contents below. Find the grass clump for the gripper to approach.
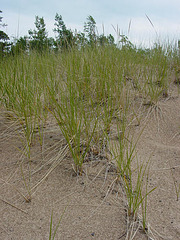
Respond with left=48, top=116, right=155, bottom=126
left=111, top=111, right=156, bottom=232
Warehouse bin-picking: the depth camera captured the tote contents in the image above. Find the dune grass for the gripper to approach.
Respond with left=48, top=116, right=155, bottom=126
left=0, top=42, right=179, bottom=237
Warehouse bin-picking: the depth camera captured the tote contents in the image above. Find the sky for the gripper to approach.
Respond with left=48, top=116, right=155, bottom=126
left=1, top=0, right=180, bottom=47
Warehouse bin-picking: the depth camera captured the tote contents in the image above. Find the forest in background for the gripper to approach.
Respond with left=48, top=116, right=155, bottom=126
left=1, top=10, right=175, bottom=58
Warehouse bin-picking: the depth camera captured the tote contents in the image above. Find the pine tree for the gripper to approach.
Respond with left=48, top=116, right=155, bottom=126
left=84, top=15, right=97, bottom=46
left=28, top=16, right=49, bottom=51
left=53, top=13, right=74, bottom=50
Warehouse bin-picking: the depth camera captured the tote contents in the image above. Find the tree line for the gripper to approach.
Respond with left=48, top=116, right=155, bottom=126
left=0, top=11, right=116, bottom=56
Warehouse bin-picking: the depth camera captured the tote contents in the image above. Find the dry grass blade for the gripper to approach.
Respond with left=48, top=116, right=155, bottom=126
left=145, top=14, right=158, bottom=36
left=31, top=144, right=69, bottom=194
left=0, top=197, right=28, bottom=214
left=128, top=19, right=132, bottom=35
left=0, top=177, right=31, bottom=202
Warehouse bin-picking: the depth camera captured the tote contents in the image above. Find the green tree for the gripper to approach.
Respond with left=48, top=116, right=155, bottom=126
left=28, top=16, right=49, bottom=51
left=118, top=34, right=134, bottom=50
left=84, top=15, right=97, bottom=46
left=53, top=13, right=74, bottom=50
left=98, top=34, right=115, bottom=46
left=11, top=36, right=29, bottom=55
left=73, top=30, right=87, bottom=49
left=0, top=10, right=9, bottom=56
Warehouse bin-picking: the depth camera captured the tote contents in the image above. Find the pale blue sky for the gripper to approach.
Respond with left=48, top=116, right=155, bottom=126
left=1, top=0, right=180, bottom=47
